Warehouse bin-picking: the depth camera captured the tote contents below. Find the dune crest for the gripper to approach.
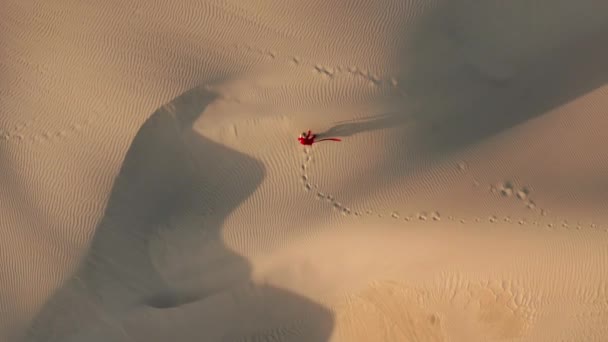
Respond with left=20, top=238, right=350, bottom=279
left=2, top=0, right=608, bottom=341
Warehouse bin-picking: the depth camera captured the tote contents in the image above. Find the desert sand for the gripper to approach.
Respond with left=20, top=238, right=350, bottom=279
left=2, top=0, right=608, bottom=341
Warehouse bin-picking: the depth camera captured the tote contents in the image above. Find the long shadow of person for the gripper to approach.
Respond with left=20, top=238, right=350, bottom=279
left=23, top=86, right=334, bottom=341
left=316, top=112, right=410, bottom=139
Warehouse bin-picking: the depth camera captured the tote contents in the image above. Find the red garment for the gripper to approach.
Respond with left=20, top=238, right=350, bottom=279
left=298, top=130, right=341, bottom=146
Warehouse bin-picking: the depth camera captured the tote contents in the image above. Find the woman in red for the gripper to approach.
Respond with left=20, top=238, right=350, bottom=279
left=298, top=130, right=341, bottom=146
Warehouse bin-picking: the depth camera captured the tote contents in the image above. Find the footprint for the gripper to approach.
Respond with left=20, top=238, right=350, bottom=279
left=417, top=212, right=427, bottom=221
left=516, top=187, right=530, bottom=200
left=314, top=65, right=334, bottom=78
left=431, top=211, right=441, bottom=221
left=525, top=200, right=536, bottom=210
left=499, top=181, right=514, bottom=197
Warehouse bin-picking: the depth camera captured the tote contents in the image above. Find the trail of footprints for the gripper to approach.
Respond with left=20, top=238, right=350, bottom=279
left=0, top=117, right=94, bottom=145
left=300, top=148, right=608, bottom=232
left=184, top=1, right=400, bottom=88
left=234, top=42, right=400, bottom=89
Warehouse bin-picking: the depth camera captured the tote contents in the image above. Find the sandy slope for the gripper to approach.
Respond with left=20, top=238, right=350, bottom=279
left=2, top=0, right=608, bottom=341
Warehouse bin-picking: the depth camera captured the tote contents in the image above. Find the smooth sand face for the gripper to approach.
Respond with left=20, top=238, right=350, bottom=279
left=2, top=0, right=608, bottom=341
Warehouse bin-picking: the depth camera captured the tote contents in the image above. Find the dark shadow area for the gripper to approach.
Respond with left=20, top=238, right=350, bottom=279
left=312, top=2, right=608, bottom=162
left=23, top=86, right=334, bottom=341
left=393, top=2, right=608, bottom=159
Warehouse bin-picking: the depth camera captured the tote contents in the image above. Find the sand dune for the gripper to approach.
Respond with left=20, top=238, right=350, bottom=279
left=2, top=0, right=608, bottom=341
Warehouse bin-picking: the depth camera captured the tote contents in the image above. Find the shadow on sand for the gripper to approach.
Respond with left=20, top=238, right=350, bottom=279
left=317, top=112, right=410, bottom=139
left=23, top=86, right=333, bottom=341
left=393, top=2, right=608, bottom=158
left=319, top=2, right=608, bottom=161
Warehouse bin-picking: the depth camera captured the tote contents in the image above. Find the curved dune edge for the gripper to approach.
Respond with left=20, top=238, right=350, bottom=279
left=246, top=222, right=607, bottom=341
left=2, top=0, right=608, bottom=341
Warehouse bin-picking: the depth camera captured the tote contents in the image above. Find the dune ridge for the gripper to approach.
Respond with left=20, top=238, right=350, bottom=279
left=2, top=0, right=608, bottom=341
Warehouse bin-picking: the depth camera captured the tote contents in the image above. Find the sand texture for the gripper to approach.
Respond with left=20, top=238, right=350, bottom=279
left=2, top=0, right=608, bottom=341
